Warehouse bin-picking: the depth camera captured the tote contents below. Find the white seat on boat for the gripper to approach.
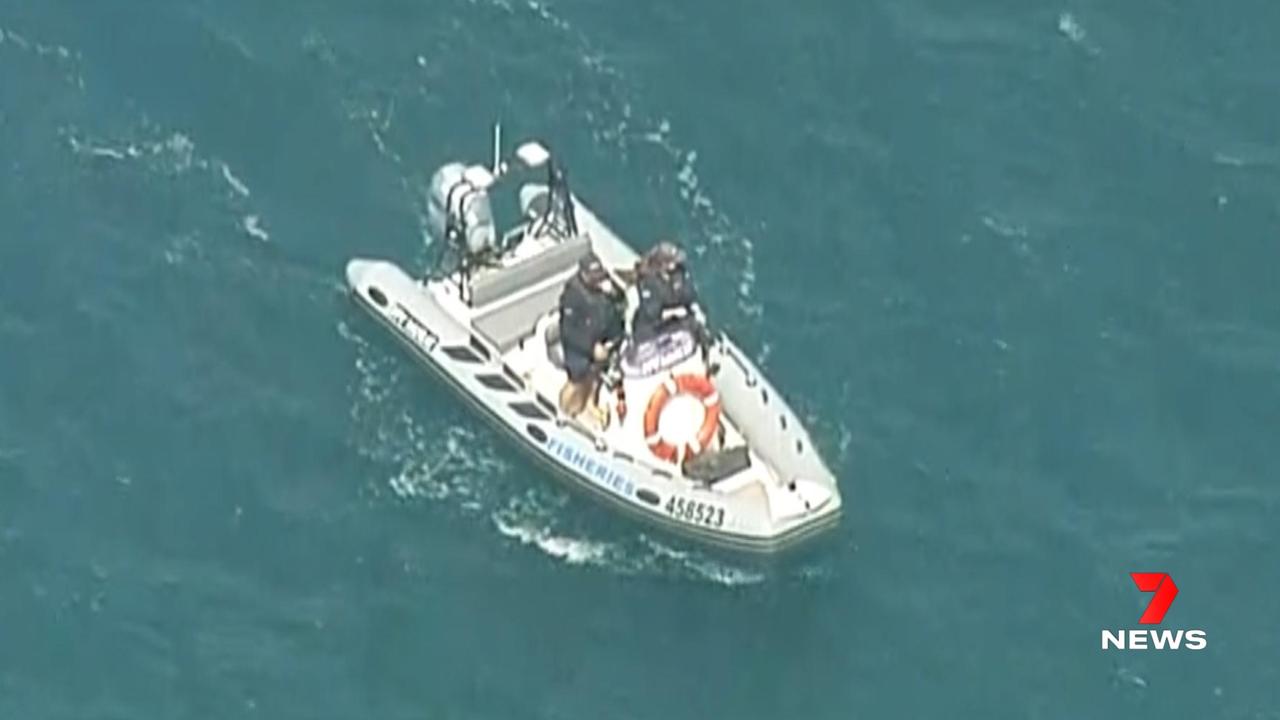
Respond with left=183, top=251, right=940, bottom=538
left=469, top=236, right=591, bottom=351
left=468, top=235, right=590, bottom=309
left=473, top=281, right=565, bottom=352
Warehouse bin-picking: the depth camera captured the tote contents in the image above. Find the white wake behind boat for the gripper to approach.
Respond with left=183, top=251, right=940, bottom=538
left=345, top=130, right=842, bottom=553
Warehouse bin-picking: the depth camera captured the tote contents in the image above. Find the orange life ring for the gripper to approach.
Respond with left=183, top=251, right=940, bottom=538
left=643, top=373, right=721, bottom=464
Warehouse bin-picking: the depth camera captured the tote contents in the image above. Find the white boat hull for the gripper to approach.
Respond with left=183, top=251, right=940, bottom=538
left=344, top=149, right=842, bottom=553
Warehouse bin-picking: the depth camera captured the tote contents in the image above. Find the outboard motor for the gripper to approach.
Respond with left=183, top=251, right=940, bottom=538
left=426, top=162, right=496, bottom=258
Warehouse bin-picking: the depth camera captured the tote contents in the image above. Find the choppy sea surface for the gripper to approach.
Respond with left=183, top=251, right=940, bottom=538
left=1, top=1, right=1278, bottom=717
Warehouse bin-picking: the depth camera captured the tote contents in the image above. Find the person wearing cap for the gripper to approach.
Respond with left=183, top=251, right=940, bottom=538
left=557, top=254, right=625, bottom=418
left=630, top=241, right=705, bottom=344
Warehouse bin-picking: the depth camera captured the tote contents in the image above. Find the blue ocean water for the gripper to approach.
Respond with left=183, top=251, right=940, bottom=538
left=2, top=0, right=1278, bottom=717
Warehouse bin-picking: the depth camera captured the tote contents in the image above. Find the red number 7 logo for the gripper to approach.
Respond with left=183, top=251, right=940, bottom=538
left=1131, top=572, right=1178, bottom=624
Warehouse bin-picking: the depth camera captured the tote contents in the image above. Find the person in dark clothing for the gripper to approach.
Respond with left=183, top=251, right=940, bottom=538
left=630, top=241, right=706, bottom=345
left=558, top=254, right=624, bottom=417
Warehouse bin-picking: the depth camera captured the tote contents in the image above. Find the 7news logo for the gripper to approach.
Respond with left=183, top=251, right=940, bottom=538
left=1102, top=573, right=1207, bottom=651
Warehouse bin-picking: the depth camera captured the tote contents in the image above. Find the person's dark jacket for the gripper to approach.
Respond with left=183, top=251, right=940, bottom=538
left=559, top=276, right=624, bottom=379
left=632, top=265, right=698, bottom=342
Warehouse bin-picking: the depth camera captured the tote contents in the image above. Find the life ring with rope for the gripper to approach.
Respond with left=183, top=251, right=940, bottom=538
left=643, top=373, right=721, bottom=464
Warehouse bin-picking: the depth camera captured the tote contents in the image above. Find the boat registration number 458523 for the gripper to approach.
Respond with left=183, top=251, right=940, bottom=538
left=664, top=496, right=725, bottom=528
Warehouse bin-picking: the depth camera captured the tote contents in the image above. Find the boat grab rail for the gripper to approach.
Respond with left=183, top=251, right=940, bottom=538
left=717, top=337, right=817, bottom=477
